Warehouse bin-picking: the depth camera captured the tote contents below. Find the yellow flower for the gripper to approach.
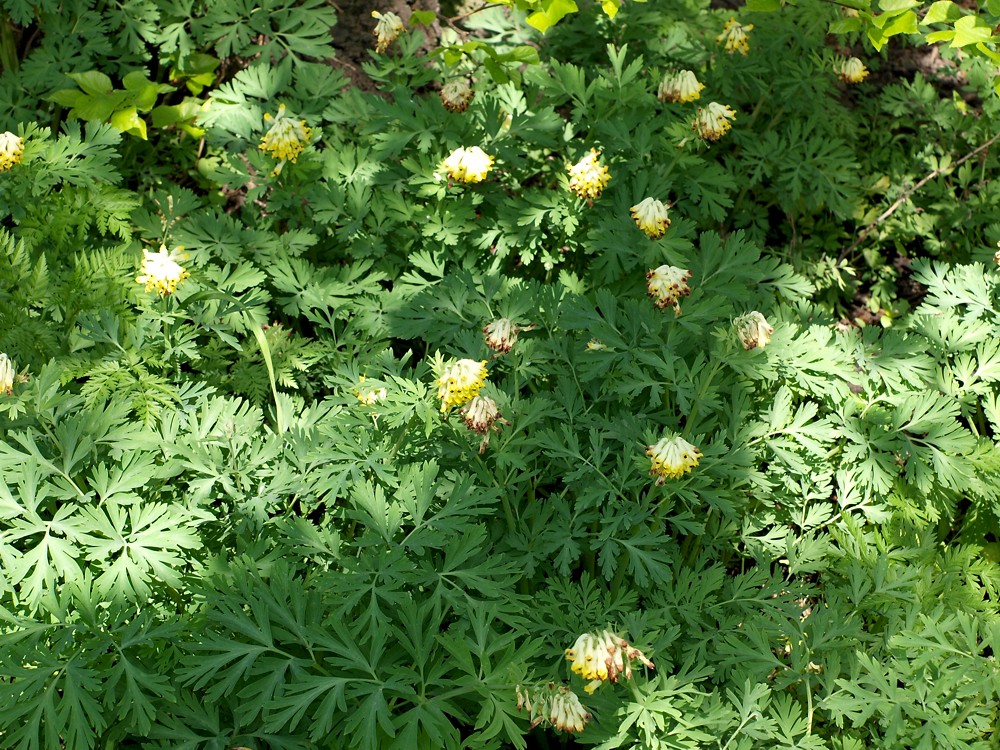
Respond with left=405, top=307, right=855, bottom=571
left=994, top=241, right=1000, bottom=267
left=136, top=245, right=190, bottom=296
left=371, top=10, right=405, bottom=53
left=516, top=683, right=591, bottom=734
left=567, top=148, right=611, bottom=201
left=646, top=264, right=692, bottom=315
left=355, top=376, right=387, bottom=405
left=734, top=311, right=775, bottom=350
left=657, top=70, right=704, bottom=104
left=441, top=146, right=494, bottom=184
left=565, top=630, right=654, bottom=693
left=440, top=78, right=474, bottom=112
left=259, top=104, right=312, bottom=175
left=646, top=434, right=701, bottom=483
left=0, top=132, right=23, bottom=172
left=0, top=353, right=13, bottom=396
left=693, top=102, right=736, bottom=141
left=630, top=197, right=671, bottom=239
left=836, top=57, right=869, bottom=84
left=437, top=358, right=488, bottom=412
left=717, top=17, right=753, bottom=55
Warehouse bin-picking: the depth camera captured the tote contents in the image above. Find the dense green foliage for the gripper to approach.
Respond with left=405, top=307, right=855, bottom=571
left=2, top=0, right=1000, bottom=748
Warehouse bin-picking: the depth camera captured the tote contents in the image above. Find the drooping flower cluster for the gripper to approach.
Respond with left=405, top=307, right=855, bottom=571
left=371, top=10, right=404, bottom=53
left=461, top=395, right=508, bottom=452
left=657, top=70, right=704, bottom=103
left=483, top=318, right=523, bottom=353
left=836, top=57, right=869, bottom=84
left=441, top=146, right=494, bottom=184
left=646, top=434, right=702, bottom=483
left=567, top=148, right=611, bottom=201
left=0, top=131, right=24, bottom=171
left=440, top=78, right=475, bottom=112
left=734, top=311, right=775, bottom=350
left=259, top=104, right=312, bottom=174
left=136, top=245, right=190, bottom=296
left=646, top=264, right=692, bottom=315
left=515, top=683, right=591, bottom=734
left=437, top=358, right=488, bottom=413
left=0, top=353, right=14, bottom=396
left=630, top=197, right=671, bottom=239
left=693, top=102, right=736, bottom=141
left=717, top=17, right=753, bottom=55
left=565, top=630, right=655, bottom=694
left=355, top=376, right=388, bottom=405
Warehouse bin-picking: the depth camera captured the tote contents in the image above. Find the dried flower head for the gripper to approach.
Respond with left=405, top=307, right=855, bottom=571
left=355, top=376, right=388, bottom=405
left=836, top=57, right=869, bottom=84
left=646, top=434, right=701, bottom=483
left=516, top=683, right=591, bottom=734
left=259, top=104, right=312, bottom=175
left=437, top=358, right=488, bottom=413
left=483, top=318, right=523, bottom=353
left=717, top=17, right=753, bottom=55
left=441, top=146, right=494, bottom=184
left=0, top=131, right=24, bottom=171
left=136, top=245, right=190, bottom=296
left=657, top=70, right=704, bottom=104
left=565, top=630, right=655, bottom=694
left=0, top=353, right=13, bottom=396
left=567, top=148, right=611, bottom=201
left=630, top=197, right=671, bottom=239
left=693, top=102, right=736, bottom=141
left=461, top=395, right=509, bottom=452
left=734, top=311, right=775, bottom=350
left=371, top=10, right=404, bottom=53
left=646, top=265, right=692, bottom=315
left=440, top=78, right=475, bottom=112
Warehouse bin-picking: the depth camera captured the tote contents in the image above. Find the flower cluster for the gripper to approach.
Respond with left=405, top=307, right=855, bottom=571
left=483, top=318, right=523, bottom=353
left=461, top=395, right=508, bottom=452
left=657, top=70, right=703, bottom=103
left=565, top=630, right=655, bottom=694
left=441, top=146, right=494, bottom=184
left=371, top=10, right=404, bottom=53
left=0, top=132, right=24, bottom=172
left=567, top=148, right=611, bottom=201
left=0, top=353, right=14, bottom=396
left=355, top=376, right=388, bottom=405
left=259, top=104, right=312, bottom=174
left=734, top=311, right=775, bottom=350
left=436, top=358, right=488, bottom=413
left=693, top=102, right=736, bottom=141
left=717, top=17, right=753, bottom=55
left=630, top=197, right=671, bottom=239
left=136, top=245, right=190, bottom=296
left=646, top=264, right=692, bottom=315
left=515, top=683, right=590, bottom=734
left=836, top=57, right=869, bottom=84
left=646, top=434, right=701, bottom=483
left=440, top=78, right=475, bottom=112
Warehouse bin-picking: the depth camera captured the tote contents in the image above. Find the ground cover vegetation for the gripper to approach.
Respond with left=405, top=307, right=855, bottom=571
left=1, top=0, right=1000, bottom=747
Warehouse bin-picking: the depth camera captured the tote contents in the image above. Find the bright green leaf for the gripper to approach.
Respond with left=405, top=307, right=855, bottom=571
left=951, top=14, right=993, bottom=46
left=110, top=106, right=148, bottom=139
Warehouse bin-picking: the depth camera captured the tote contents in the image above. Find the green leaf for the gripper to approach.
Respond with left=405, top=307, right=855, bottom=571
left=110, top=106, right=148, bottom=139
left=922, top=0, right=961, bottom=23
left=879, top=0, right=918, bottom=11
left=829, top=17, right=863, bottom=32
left=409, top=9, right=436, bottom=25
left=68, top=70, right=114, bottom=96
left=951, top=14, right=993, bottom=46
left=526, top=0, right=579, bottom=32
left=747, top=0, right=781, bottom=10
left=883, top=10, right=918, bottom=36
left=600, top=0, right=620, bottom=17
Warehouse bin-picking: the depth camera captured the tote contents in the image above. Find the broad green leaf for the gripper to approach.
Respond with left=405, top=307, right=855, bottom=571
left=110, top=106, right=148, bottom=139
left=409, top=9, right=436, bottom=25
left=68, top=70, right=113, bottom=96
left=747, top=0, right=781, bottom=11
left=829, top=17, right=863, bottom=32
left=526, top=0, right=579, bottom=32
left=922, top=0, right=961, bottom=23
left=71, top=92, right=128, bottom=122
left=950, top=14, right=993, bottom=46
left=879, top=0, right=918, bottom=10
left=600, top=0, right=620, bottom=17
left=882, top=10, right=918, bottom=36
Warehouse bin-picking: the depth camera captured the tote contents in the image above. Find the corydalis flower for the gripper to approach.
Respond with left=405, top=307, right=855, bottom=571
left=516, top=683, right=591, bottom=734
left=836, top=57, right=869, bottom=84
left=437, top=358, right=488, bottom=413
left=657, top=70, right=703, bottom=104
left=630, top=197, right=671, bottom=239
left=441, top=146, right=494, bottom=183
left=567, top=148, right=611, bottom=201
left=136, top=245, right=189, bottom=296
left=441, top=78, right=474, bottom=112
left=0, top=353, right=13, bottom=396
left=734, top=311, right=774, bottom=350
left=483, top=318, right=524, bottom=353
left=646, top=264, right=692, bottom=315
left=646, top=434, right=701, bottom=483
left=693, top=102, right=736, bottom=141
left=0, top=132, right=23, bottom=171
left=355, top=376, right=387, bottom=405
left=371, top=10, right=404, bottom=53
left=717, top=17, right=753, bottom=55
left=461, top=395, right=509, bottom=453
left=259, top=104, right=312, bottom=174
left=565, top=630, right=654, bottom=694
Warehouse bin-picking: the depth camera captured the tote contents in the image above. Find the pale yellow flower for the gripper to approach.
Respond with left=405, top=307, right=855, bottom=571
left=461, top=394, right=508, bottom=452
left=483, top=318, right=521, bottom=353
left=565, top=630, right=654, bottom=694
left=717, top=17, right=753, bottom=55
left=355, top=376, right=387, bottom=405
left=371, top=10, right=404, bottom=53
left=0, top=132, right=23, bottom=171
left=657, top=70, right=704, bottom=104
left=734, top=311, right=775, bottom=350
left=0, top=353, right=13, bottom=396
left=646, top=434, right=701, bottom=483
left=516, top=683, right=591, bottom=734
left=836, top=57, right=869, bottom=84
left=693, top=102, right=736, bottom=141
left=646, top=264, right=692, bottom=315
left=136, top=245, right=190, bottom=296
left=259, top=104, right=312, bottom=175
left=441, top=146, right=494, bottom=183
left=630, top=197, right=671, bottom=239
left=440, top=78, right=474, bottom=112
left=567, top=148, right=611, bottom=201
left=437, top=358, right=488, bottom=412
